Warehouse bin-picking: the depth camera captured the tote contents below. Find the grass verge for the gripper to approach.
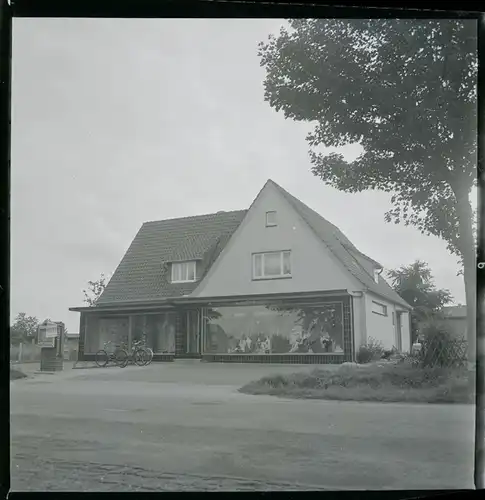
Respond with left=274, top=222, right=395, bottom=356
left=238, top=362, right=475, bottom=404
left=10, top=367, right=28, bottom=380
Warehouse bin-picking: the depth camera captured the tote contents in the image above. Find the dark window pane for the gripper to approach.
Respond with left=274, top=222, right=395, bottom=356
left=283, top=251, right=291, bottom=275
left=264, top=252, right=281, bottom=276
left=203, top=303, right=344, bottom=354
left=187, top=262, right=196, bottom=281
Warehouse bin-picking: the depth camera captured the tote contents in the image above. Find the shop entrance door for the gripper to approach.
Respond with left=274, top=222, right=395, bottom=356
left=176, top=310, right=200, bottom=358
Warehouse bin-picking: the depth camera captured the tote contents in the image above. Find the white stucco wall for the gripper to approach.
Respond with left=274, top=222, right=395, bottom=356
left=400, top=311, right=411, bottom=353
left=365, top=292, right=399, bottom=350
left=365, top=292, right=411, bottom=351
left=193, top=182, right=362, bottom=298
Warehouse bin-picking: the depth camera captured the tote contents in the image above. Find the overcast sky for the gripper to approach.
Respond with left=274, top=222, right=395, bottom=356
left=11, top=18, right=475, bottom=332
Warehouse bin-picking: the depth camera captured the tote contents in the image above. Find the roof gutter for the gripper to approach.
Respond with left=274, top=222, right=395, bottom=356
left=183, top=289, right=350, bottom=306
left=69, top=302, right=176, bottom=313
left=69, top=289, right=352, bottom=313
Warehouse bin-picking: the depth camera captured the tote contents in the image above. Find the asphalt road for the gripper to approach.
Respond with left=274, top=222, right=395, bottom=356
left=10, top=362, right=476, bottom=491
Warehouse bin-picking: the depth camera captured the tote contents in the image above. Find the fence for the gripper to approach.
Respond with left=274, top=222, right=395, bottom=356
left=10, top=342, right=42, bottom=363
left=10, top=342, right=79, bottom=363
left=417, top=336, right=468, bottom=368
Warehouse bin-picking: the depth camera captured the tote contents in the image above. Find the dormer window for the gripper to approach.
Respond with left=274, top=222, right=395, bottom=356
left=171, top=261, right=196, bottom=283
left=266, top=211, right=277, bottom=227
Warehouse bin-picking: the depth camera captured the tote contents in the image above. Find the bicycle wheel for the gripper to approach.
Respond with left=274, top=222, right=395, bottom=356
left=95, top=350, right=109, bottom=368
left=144, top=347, right=154, bottom=366
left=114, top=348, right=129, bottom=368
left=134, top=349, right=147, bottom=367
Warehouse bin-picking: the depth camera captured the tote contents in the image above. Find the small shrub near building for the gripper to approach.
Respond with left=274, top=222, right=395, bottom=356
left=356, top=337, right=385, bottom=364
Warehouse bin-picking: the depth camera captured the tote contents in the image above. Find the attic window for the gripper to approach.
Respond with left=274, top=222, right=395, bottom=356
left=171, top=261, right=196, bottom=283
left=266, top=211, right=277, bottom=227
left=253, top=251, right=291, bottom=279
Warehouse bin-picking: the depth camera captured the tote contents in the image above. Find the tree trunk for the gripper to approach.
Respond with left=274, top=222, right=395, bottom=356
left=455, top=193, right=476, bottom=367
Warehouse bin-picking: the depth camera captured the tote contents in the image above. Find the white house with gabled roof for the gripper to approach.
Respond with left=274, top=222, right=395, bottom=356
left=70, top=179, right=412, bottom=364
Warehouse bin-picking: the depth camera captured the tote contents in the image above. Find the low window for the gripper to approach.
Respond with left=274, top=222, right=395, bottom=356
left=265, top=211, right=277, bottom=227
left=253, top=251, right=291, bottom=279
left=372, top=301, right=387, bottom=316
left=171, top=261, right=196, bottom=283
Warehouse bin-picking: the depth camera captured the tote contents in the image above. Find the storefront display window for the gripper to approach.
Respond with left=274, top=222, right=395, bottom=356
left=203, top=302, right=344, bottom=354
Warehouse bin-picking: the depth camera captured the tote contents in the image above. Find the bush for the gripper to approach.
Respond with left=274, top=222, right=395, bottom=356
left=419, top=322, right=467, bottom=368
left=397, top=352, right=422, bottom=367
left=259, top=374, right=289, bottom=388
left=381, top=346, right=399, bottom=360
left=356, top=337, right=385, bottom=364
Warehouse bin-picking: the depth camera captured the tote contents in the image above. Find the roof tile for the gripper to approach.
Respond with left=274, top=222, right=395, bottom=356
left=96, top=210, right=247, bottom=304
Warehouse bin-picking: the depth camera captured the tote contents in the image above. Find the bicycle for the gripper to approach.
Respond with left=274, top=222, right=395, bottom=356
left=143, top=346, right=154, bottom=365
left=133, top=336, right=154, bottom=366
left=95, top=341, right=129, bottom=368
left=122, top=340, right=150, bottom=366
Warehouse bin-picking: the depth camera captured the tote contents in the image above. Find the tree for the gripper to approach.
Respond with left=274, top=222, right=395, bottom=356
left=258, top=19, right=477, bottom=361
left=83, top=273, right=108, bottom=306
left=387, top=260, right=454, bottom=342
left=10, top=312, right=39, bottom=345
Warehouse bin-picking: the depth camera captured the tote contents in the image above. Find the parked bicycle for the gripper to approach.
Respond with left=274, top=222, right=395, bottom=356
left=144, top=346, right=154, bottom=365
left=134, top=335, right=154, bottom=366
left=122, top=340, right=151, bottom=366
left=139, top=335, right=154, bottom=366
left=95, top=341, right=129, bottom=368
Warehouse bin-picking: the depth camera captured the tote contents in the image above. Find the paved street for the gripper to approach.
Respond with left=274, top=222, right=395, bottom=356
left=10, top=362, right=475, bottom=491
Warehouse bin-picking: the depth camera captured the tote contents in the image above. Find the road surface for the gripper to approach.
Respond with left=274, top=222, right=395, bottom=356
left=10, top=362, right=476, bottom=491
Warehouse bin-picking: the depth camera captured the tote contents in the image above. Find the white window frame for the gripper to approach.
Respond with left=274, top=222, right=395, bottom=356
left=171, top=261, right=197, bottom=283
left=371, top=300, right=388, bottom=316
left=252, top=251, right=291, bottom=280
left=265, top=211, right=277, bottom=227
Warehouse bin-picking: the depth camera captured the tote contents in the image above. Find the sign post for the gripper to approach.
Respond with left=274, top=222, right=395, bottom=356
left=38, top=320, right=65, bottom=372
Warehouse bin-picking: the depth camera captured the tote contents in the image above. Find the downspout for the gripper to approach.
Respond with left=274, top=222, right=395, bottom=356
left=347, top=291, right=363, bottom=361
left=361, top=291, right=368, bottom=345
left=128, top=315, right=133, bottom=352
left=408, top=311, right=413, bottom=350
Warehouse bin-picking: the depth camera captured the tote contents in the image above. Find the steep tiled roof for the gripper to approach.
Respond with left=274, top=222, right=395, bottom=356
left=96, top=210, right=247, bottom=305
left=95, top=179, right=411, bottom=309
left=269, top=180, right=411, bottom=309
